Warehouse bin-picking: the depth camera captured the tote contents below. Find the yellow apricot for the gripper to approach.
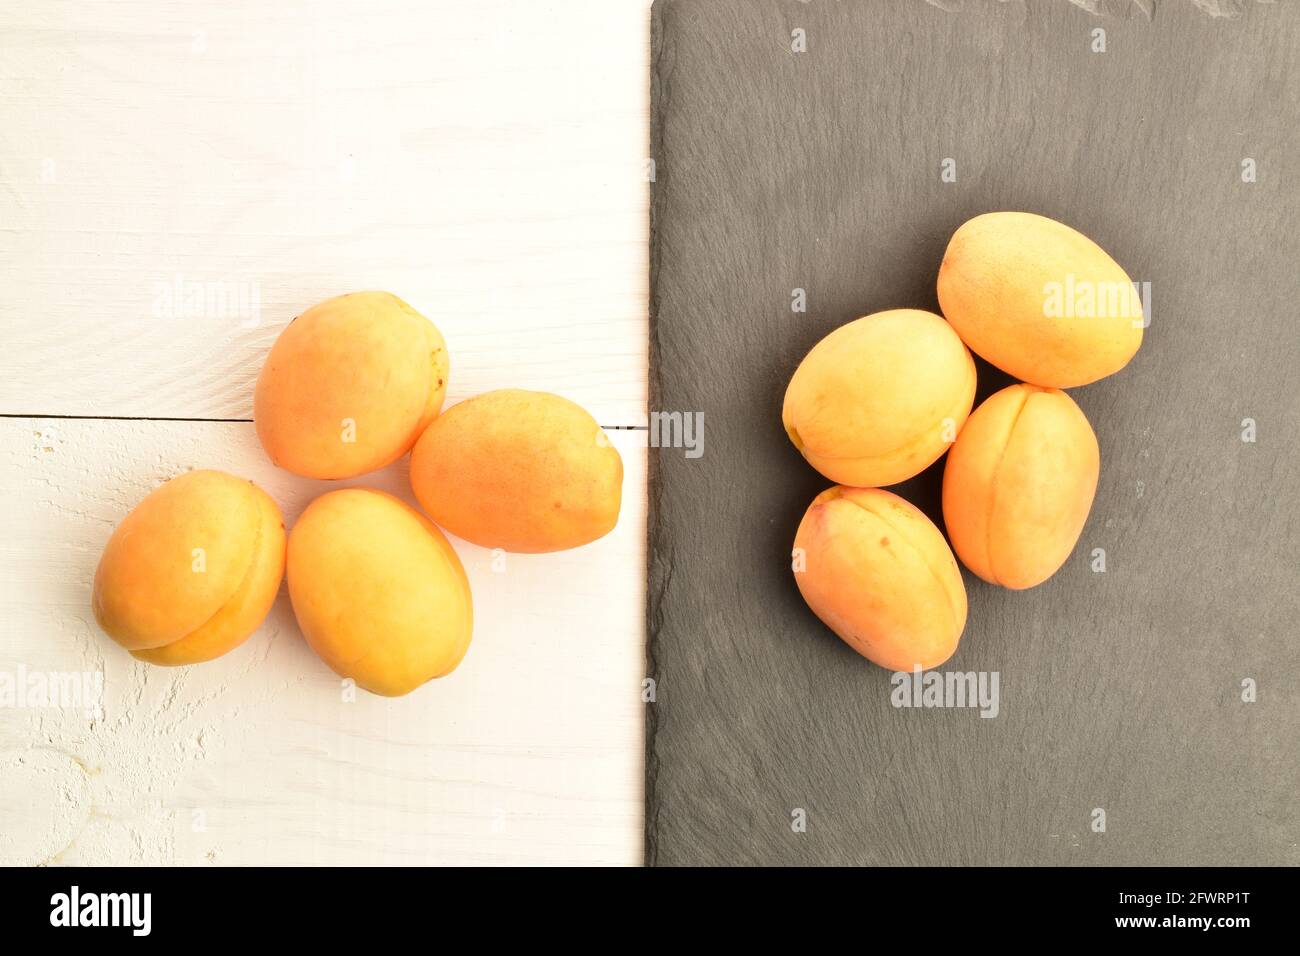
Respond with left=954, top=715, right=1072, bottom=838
left=937, top=211, right=1144, bottom=387
left=782, top=310, right=976, bottom=487
left=254, top=291, right=448, bottom=479
left=92, top=470, right=286, bottom=666
left=942, top=384, right=1099, bottom=590
left=409, top=389, right=623, bottom=553
left=793, top=486, right=967, bottom=671
left=286, top=488, right=473, bottom=696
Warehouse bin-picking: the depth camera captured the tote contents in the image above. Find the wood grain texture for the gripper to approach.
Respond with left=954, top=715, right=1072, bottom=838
left=0, top=0, right=650, bottom=425
left=0, top=0, right=653, bottom=866
left=648, top=0, right=1299, bottom=865
left=0, top=419, right=646, bottom=865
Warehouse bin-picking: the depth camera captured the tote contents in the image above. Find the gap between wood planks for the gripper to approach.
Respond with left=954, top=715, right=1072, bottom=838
left=1, top=414, right=648, bottom=430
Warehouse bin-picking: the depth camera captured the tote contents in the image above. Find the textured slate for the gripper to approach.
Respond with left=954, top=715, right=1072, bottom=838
left=647, top=0, right=1299, bottom=866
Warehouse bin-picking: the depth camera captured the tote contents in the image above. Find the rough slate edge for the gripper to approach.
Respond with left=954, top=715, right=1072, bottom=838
left=646, top=0, right=1297, bottom=867
left=645, top=0, right=667, bottom=867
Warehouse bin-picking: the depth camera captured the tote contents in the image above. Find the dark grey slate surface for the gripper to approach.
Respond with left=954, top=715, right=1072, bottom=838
left=647, top=0, right=1299, bottom=866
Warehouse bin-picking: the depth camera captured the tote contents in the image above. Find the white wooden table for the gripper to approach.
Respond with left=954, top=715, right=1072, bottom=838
left=0, top=0, right=650, bottom=866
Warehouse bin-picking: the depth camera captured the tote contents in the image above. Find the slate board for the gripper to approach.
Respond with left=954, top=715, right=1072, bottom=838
left=647, top=0, right=1300, bottom=866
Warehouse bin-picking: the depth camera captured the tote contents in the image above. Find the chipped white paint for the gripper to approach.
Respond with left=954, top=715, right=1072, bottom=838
left=0, top=0, right=651, bottom=865
left=0, top=421, right=647, bottom=865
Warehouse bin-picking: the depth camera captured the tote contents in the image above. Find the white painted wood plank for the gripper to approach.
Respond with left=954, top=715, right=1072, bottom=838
left=0, top=0, right=650, bottom=424
left=0, top=418, right=646, bottom=865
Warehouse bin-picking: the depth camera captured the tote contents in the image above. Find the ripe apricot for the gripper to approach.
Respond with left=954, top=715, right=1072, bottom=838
left=254, top=291, right=448, bottom=479
left=92, top=470, right=286, bottom=666
left=937, top=212, right=1144, bottom=387
left=782, top=309, right=976, bottom=487
left=286, top=488, right=473, bottom=696
left=409, top=389, right=623, bottom=553
left=793, top=486, right=967, bottom=671
left=942, top=384, right=1100, bottom=590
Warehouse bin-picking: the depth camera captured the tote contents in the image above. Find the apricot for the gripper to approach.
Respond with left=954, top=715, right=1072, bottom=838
left=409, top=389, right=623, bottom=553
left=942, top=384, right=1099, bottom=590
left=286, top=488, right=473, bottom=696
left=782, top=309, right=976, bottom=487
left=793, top=486, right=967, bottom=671
left=92, top=470, right=286, bottom=666
left=937, top=211, right=1144, bottom=388
left=254, top=291, right=448, bottom=479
